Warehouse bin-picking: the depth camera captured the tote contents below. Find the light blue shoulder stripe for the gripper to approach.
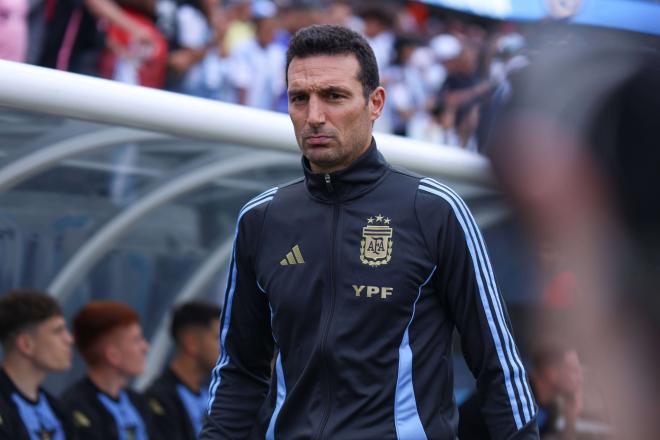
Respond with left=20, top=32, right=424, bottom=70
left=207, top=187, right=278, bottom=413
left=260, top=284, right=287, bottom=440
left=394, top=266, right=436, bottom=440
left=266, top=353, right=286, bottom=440
left=420, top=178, right=535, bottom=419
left=418, top=179, right=532, bottom=428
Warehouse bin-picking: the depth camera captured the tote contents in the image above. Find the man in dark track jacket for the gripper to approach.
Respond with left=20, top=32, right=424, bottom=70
left=201, top=24, right=539, bottom=440
left=0, top=290, right=75, bottom=440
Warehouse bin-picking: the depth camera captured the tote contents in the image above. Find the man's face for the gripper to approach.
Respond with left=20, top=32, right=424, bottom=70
left=27, top=315, right=73, bottom=372
left=196, top=319, right=221, bottom=372
left=287, top=54, right=384, bottom=174
left=107, top=323, right=149, bottom=377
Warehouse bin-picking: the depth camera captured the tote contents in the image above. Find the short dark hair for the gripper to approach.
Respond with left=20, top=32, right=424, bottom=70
left=73, top=301, right=140, bottom=366
left=0, top=289, right=62, bottom=349
left=286, top=24, right=380, bottom=100
left=170, top=301, right=221, bottom=342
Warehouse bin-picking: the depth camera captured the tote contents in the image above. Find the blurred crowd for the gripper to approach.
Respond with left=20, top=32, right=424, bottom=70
left=1, top=0, right=532, bottom=153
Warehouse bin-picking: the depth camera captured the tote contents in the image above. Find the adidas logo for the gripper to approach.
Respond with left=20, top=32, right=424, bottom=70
left=280, top=245, right=305, bottom=266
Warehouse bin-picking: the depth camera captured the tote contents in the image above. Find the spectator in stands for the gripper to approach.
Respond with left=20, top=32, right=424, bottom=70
left=39, top=0, right=160, bottom=77
left=201, top=6, right=237, bottom=102
left=358, top=4, right=396, bottom=74
left=275, top=0, right=320, bottom=44
left=62, top=301, right=157, bottom=439
left=383, top=34, right=426, bottom=136
left=0, top=289, right=75, bottom=439
left=230, top=0, right=286, bottom=111
left=146, top=301, right=221, bottom=440
left=0, top=0, right=28, bottom=61
left=459, top=340, right=583, bottom=439
left=324, top=0, right=360, bottom=31
left=454, top=101, right=480, bottom=152
left=434, top=34, right=495, bottom=143
left=408, top=98, right=458, bottom=146
left=164, top=0, right=227, bottom=97
left=222, top=0, right=254, bottom=55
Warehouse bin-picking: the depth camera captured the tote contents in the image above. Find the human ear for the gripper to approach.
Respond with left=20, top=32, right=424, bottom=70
left=106, top=344, right=122, bottom=367
left=15, top=333, right=35, bottom=356
left=369, top=86, right=386, bottom=121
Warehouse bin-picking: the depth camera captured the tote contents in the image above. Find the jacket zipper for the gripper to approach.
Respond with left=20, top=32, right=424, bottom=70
left=324, top=173, right=334, bottom=192
left=314, top=173, right=339, bottom=440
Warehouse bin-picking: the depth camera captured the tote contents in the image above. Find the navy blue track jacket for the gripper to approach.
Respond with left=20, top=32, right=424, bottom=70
left=201, top=141, right=538, bottom=439
left=0, top=368, right=75, bottom=440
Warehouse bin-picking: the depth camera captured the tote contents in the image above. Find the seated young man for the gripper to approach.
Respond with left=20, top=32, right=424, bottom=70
left=146, top=301, right=221, bottom=440
left=0, top=289, right=75, bottom=439
left=62, top=301, right=157, bottom=439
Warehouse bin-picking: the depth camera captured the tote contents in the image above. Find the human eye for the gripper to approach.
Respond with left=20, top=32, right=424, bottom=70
left=289, top=94, right=307, bottom=104
left=328, top=91, right=345, bottom=101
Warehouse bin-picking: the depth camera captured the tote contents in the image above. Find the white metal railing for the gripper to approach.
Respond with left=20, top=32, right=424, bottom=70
left=0, top=60, right=494, bottom=186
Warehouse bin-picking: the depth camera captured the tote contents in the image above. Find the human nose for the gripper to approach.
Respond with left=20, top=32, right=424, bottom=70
left=64, top=330, right=74, bottom=345
left=307, top=95, right=326, bottom=126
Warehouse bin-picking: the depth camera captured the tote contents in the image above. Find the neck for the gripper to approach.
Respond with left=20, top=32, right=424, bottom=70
left=2, top=356, right=47, bottom=401
left=170, top=354, right=202, bottom=392
left=88, top=367, right=128, bottom=399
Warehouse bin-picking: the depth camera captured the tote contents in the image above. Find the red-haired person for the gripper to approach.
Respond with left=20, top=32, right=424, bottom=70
left=62, top=301, right=157, bottom=439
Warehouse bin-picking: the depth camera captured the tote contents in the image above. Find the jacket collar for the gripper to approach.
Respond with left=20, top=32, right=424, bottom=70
left=302, top=138, right=389, bottom=202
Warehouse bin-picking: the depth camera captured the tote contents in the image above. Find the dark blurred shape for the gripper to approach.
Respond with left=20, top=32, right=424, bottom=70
left=489, top=30, right=660, bottom=439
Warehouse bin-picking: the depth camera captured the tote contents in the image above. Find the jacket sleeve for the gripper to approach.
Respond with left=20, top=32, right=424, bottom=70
left=200, top=204, right=275, bottom=439
left=416, top=181, right=538, bottom=440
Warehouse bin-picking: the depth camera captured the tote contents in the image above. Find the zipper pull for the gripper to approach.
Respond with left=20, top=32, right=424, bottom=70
left=324, top=173, right=334, bottom=192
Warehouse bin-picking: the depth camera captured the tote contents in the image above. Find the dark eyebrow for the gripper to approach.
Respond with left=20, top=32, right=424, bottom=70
left=288, top=86, right=353, bottom=96
left=321, top=86, right=352, bottom=95
left=287, top=88, right=306, bottom=96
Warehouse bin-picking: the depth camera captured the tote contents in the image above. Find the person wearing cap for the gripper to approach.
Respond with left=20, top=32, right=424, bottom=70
left=0, top=289, right=75, bottom=439
left=61, top=301, right=157, bottom=440
left=145, top=301, right=221, bottom=440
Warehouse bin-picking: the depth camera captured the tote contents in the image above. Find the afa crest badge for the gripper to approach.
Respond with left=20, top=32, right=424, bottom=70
left=360, top=214, right=393, bottom=266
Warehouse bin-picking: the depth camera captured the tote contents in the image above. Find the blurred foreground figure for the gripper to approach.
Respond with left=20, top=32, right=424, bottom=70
left=0, top=289, right=75, bottom=439
left=460, top=341, right=583, bottom=439
left=490, top=32, right=660, bottom=440
left=62, top=301, right=157, bottom=439
left=146, top=301, right=220, bottom=440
